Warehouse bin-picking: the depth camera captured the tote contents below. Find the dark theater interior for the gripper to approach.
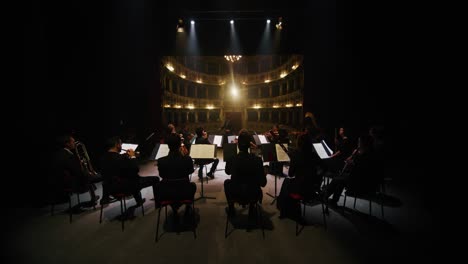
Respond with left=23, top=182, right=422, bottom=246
left=15, top=0, right=439, bottom=263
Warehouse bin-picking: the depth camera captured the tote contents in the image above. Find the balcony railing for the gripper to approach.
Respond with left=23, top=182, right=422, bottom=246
left=162, top=55, right=303, bottom=86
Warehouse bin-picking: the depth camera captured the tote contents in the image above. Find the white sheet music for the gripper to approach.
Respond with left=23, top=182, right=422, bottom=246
left=190, top=144, right=216, bottom=159
left=313, top=143, right=331, bottom=159
left=258, top=135, right=269, bottom=144
left=120, top=143, right=138, bottom=154
left=213, top=135, right=223, bottom=147
left=227, top=135, right=237, bottom=143
left=275, top=144, right=290, bottom=162
left=322, top=140, right=334, bottom=155
left=155, top=144, right=170, bottom=160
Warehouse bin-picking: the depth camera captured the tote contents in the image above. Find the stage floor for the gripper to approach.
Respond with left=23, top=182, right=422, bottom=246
left=5, top=153, right=438, bottom=264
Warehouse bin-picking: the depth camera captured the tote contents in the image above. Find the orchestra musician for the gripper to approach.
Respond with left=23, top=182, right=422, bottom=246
left=220, top=113, right=233, bottom=144
left=277, top=133, right=322, bottom=219
left=194, top=127, right=219, bottom=179
left=155, top=133, right=196, bottom=222
left=264, top=124, right=290, bottom=176
left=99, top=136, right=159, bottom=206
left=163, top=123, right=189, bottom=156
left=178, top=123, right=194, bottom=152
left=224, top=129, right=267, bottom=218
left=323, top=135, right=381, bottom=207
left=51, top=134, right=100, bottom=205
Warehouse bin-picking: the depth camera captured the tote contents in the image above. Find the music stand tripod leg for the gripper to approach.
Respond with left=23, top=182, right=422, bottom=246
left=266, top=174, right=278, bottom=204
left=194, top=166, right=216, bottom=201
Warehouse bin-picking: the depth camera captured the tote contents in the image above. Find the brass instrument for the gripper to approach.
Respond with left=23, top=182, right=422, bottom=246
left=75, top=141, right=97, bottom=176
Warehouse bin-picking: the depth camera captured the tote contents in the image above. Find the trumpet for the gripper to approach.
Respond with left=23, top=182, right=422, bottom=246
left=75, top=141, right=97, bottom=176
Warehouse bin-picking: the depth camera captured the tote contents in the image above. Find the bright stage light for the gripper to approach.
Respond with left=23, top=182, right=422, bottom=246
left=230, top=83, right=238, bottom=97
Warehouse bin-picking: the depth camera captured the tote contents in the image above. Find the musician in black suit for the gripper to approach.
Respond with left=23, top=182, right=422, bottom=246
left=100, top=136, right=159, bottom=206
left=224, top=130, right=267, bottom=217
left=51, top=135, right=100, bottom=205
left=221, top=113, right=234, bottom=144
left=221, top=113, right=233, bottom=135
left=194, top=127, right=219, bottom=179
left=156, top=133, right=196, bottom=218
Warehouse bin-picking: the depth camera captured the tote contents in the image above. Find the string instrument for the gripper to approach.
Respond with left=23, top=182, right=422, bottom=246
left=179, top=134, right=189, bottom=156
left=339, top=148, right=359, bottom=176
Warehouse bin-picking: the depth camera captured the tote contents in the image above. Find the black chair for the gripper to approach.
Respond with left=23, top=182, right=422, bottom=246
left=154, top=199, right=196, bottom=242
left=343, top=183, right=385, bottom=219
left=50, top=187, right=82, bottom=223
left=99, top=177, right=145, bottom=231
left=289, top=190, right=328, bottom=236
left=154, top=179, right=197, bottom=242
left=225, top=196, right=265, bottom=239
left=50, top=170, right=95, bottom=223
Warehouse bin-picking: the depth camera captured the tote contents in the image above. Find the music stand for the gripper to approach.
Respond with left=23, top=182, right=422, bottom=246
left=208, top=135, right=224, bottom=147
left=261, top=143, right=290, bottom=204
left=149, top=144, right=170, bottom=160
left=190, top=144, right=217, bottom=201
left=253, top=134, right=269, bottom=145
left=313, top=140, right=334, bottom=185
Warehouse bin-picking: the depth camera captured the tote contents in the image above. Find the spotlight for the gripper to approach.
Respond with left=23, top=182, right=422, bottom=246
left=276, top=17, right=283, bottom=30
left=230, top=20, right=234, bottom=24
left=190, top=20, right=195, bottom=25
left=267, top=19, right=271, bottom=24
left=176, top=18, right=184, bottom=33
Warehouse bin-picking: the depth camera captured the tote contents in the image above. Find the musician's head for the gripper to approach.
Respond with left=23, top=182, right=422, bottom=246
left=106, top=136, right=122, bottom=152
left=166, top=133, right=182, bottom=152
left=57, top=134, right=76, bottom=150
left=195, top=127, right=205, bottom=138
left=338, top=127, right=346, bottom=137
left=167, top=123, right=176, bottom=134
left=237, top=129, right=251, bottom=152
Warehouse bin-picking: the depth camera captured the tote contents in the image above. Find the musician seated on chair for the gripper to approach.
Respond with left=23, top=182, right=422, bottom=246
left=178, top=123, right=194, bottom=152
left=100, top=136, right=159, bottom=206
left=325, top=127, right=353, bottom=174
left=324, top=135, right=382, bottom=206
left=224, top=129, right=267, bottom=218
left=156, top=133, right=196, bottom=219
left=266, top=124, right=289, bottom=177
left=277, top=133, right=322, bottom=219
left=51, top=134, right=100, bottom=205
left=194, top=127, right=219, bottom=179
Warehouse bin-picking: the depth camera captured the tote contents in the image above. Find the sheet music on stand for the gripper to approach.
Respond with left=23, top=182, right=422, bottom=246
left=150, top=143, right=170, bottom=160
left=190, top=144, right=216, bottom=159
left=227, top=135, right=237, bottom=144
left=312, top=140, right=334, bottom=159
left=253, top=134, right=269, bottom=145
left=208, top=135, right=223, bottom=147
left=261, top=143, right=290, bottom=162
left=120, top=143, right=139, bottom=154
